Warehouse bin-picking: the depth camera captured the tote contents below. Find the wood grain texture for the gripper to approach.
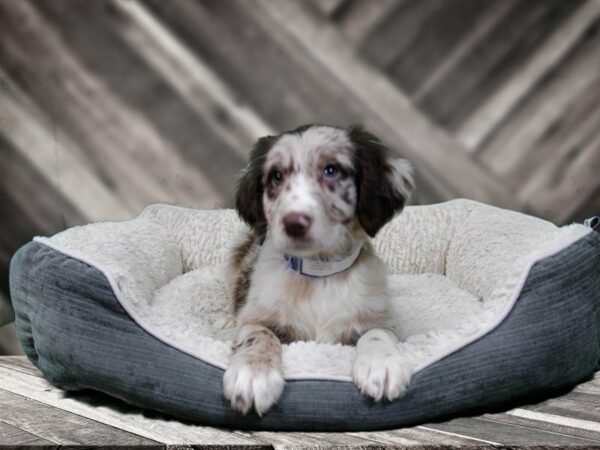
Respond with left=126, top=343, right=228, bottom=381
left=0, top=0, right=598, bottom=356
left=0, top=420, right=57, bottom=448
left=0, top=0, right=225, bottom=211
left=458, top=0, right=600, bottom=150
left=0, top=388, right=162, bottom=447
left=0, top=132, right=85, bottom=298
left=0, top=356, right=43, bottom=378
left=526, top=397, right=600, bottom=424
left=478, top=18, right=600, bottom=177
left=506, top=408, right=600, bottom=436
left=350, top=426, right=494, bottom=447
left=359, top=0, right=446, bottom=70
left=113, top=0, right=272, bottom=154
left=387, top=0, right=492, bottom=96
left=1, top=358, right=599, bottom=448
left=426, top=416, right=600, bottom=447
left=251, top=431, right=387, bottom=449
left=417, top=0, right=581, bottom=130
left=411, top=0, right=516, bottom=103
left=0, top=70, right=134, bottom=222
left=33, top=0, right=246, bottom=203
left=252, top=0, right=518, bottom=209
left=333, top=0, right=399, bottom=44
left=0, top=364, right=268, bottom=447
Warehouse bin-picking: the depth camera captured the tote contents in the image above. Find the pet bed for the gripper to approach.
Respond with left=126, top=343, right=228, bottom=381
left=8, top=199, right=600, bottom=431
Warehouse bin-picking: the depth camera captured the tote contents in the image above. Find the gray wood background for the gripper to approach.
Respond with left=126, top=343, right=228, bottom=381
left=1, top=0, right=599, bottom=353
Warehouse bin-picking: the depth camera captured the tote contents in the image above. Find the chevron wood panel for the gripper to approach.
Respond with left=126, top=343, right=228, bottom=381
left=1, top=0, right=599, bottom=352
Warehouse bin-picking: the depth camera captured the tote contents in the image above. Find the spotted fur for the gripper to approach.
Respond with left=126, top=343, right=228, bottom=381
left=224, top=124, right=414, bottom=415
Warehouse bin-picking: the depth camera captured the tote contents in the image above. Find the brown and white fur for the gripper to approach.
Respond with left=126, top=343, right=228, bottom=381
left=224, top=124, right=414, bottom=415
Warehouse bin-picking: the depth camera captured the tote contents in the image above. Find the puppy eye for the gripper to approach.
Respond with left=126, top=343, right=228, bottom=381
left=323, top=164, right=340, bottom=179
left=269, top=170, right=284, bottom=185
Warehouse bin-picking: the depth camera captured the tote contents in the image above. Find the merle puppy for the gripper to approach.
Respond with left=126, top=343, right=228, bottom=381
left=225, top=124, right=414, bottom=415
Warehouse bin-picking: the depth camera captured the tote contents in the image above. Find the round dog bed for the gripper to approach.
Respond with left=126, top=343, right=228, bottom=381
left=8, top=199, right=600, bottom=431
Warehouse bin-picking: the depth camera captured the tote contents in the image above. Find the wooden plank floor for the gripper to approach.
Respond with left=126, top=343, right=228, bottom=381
left=0, top=357, right=598, bottom=448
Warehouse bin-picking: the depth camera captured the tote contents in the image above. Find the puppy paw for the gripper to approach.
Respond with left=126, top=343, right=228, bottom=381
left=352, top=351, right=411, bottom=401
left=223, top=359, right=284, bottom=415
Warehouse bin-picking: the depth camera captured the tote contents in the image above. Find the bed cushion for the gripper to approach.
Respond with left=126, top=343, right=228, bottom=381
left=8, top=199, right=600, bottom=430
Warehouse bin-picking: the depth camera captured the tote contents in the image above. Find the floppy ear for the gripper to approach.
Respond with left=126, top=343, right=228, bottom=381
left=348, top=126, right=414, bottom=237
left=234, top=135, right=276, bottom=234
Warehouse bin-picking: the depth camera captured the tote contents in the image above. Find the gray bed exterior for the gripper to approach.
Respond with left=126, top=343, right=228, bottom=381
left=8, top=232, right=600, bottom=431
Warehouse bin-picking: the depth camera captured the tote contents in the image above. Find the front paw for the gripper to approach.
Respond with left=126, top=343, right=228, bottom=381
left=223, top=359, right=284, bottom=416
left=352, top=351, right=411, bottom=402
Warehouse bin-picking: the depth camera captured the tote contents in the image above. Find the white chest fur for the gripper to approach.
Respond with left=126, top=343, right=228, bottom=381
left=237, top=239, right=396, bottom=344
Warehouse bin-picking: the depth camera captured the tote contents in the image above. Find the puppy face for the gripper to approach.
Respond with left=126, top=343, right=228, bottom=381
left=235, top=125, right=413, bottom=256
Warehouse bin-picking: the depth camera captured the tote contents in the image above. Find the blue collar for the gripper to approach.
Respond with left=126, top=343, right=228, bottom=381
left=283, top=245, right=362, bottom=278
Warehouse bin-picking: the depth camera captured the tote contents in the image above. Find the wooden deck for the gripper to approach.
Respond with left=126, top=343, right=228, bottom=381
left=0, top=357, right=598, bottom=448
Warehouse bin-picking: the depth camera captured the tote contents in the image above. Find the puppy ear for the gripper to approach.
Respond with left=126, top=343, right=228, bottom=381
left=348, top=126, right=414, bottom=237
left=235, top=135, right=276, bottom=234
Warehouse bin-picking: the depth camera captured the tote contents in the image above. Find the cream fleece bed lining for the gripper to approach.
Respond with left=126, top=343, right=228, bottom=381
left=33, top=199, right=591, bottom=382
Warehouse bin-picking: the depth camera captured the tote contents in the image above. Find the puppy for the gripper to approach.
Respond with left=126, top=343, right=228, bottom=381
left=224, top=124, right=414, bottom=415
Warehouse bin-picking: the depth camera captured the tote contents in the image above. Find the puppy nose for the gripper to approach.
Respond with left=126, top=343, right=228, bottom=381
left=283, top=212, right=312, bottom=238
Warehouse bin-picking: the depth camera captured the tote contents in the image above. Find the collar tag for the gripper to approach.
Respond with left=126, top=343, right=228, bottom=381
left=284, top=245, right=362, bottom=278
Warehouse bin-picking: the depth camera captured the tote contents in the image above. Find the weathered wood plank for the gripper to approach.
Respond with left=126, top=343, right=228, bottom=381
left=334, top=0, right=400, bottom=44
left=426, top=416, right=600, bottom=447
left=0, top=420, right=57, bottom=448
left=523, top=397, right=600, bottom=424
left=523, top=126, right=600, bottom=223
left=387, top=0, right=493, bottom=96
left=458, top=0, right=600, bottom=150
left=0, top=194, right=41, bottom=281
left=411, top=0, right=516, bottom=103
left=0, top=364, right=267, bottom=447
left=0, top=132, right=85, bottom=301
left=251, top=431, right=387, bottom=449
left=0, top=357, right=42, bottom=378
left=418, top=0, right=578, bottom=130
left=477, top=17, right=600, bottom=178
left=0, top=325, right=24, bottom=357
left=1, top=358, right=599, bottom=446
left=0, top=69, right=134, bottom=223
left=350, top=426, right=494, bottom=447
left=0, top=134, right=84, bottom=234
left=359, top=0, right=445, bottom=70
left=574, top=372, right=600, bottom=396
left=249, top=0, right=518, bottom=209
left=498, top=46, right=600, bottom=224
left=0, top=0, right=224, bottom=211
left=503, top=62, right=600, bottom=192
left=504, top=408, right=600, bottom=438
left=31, top=0, right=243, bottom=205
left=143, top=0, right=365, bottom=135
left=306, top=0, right=349, bottom=17
left=0, top=388, right=162, bottom=447
left=113, top=0, right=272, bottom=156
left=564, top=391, right=600, bottom=407
left=252, top=426, right=496, bottom=449
left=569, top=184, right=600, bottom=225
left=146, top=0, right=455, bottom=201
left=144, top=0, right=503, bottom=207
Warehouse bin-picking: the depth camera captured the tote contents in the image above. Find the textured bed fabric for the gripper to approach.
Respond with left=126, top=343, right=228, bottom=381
left=24, top=200, right=591, bottom=381
left=8, top=208, right=600, bottom=430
